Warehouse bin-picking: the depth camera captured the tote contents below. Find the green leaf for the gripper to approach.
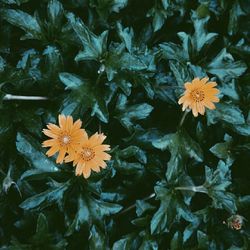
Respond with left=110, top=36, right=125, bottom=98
left=19, top=179, right=71, bottom=210
left=206, top=103, right=245, bottom=126
left=35, top=213, right=49, bottom=237
left=209, top=134, right=234, bottom=166
left=59, top=72, right=116, bottom=122
left=191, top=14, right=218, bottom=53
left=59, top=72, right=85, bottom=90
left=43, top=46, right=63, bottom=77
left=16, top=133, right=60, bottom=174
left=117, top=22, right=134, bottom=53
left=0, top=56, right=6, bottom=72
left=89, top=225, right=107, bottom=250
left=0, top=9, right=43, bottom=40
left=206, top=49, right=247, bottom=81
left=153, top=129, right=203, bottom=181
left=67, top=194, right=122, bottom=234
left=150, top=200, right=169, bottom=234
left=47, top=0, right=64, bottom=27
left=114, top=160, right=144, bottom=176
left=66, top=12, right=108, bottom=61
left=220, top=79, right=239, bottom=101
left=151, top=182, right=196, bottom=234
left=90, top=0, right=128, bottom=20
left=117, top=146, right=147, bottom=164
left=169, top=61, right=192, bottom=86
left=112, top=235, right=134, bottom=250
left=197, top=230, right=209, bottom=249
left=232, top=124, right=250, bottom=136
left=228, top=0, right=245, bottom=35
left=115, top=94, right=153, bottom=132
left=150, top=7, right=167, bottom=32
left=136, top=200, right=155, bottom=217
left=170, top=231, right=183, bottom=250
left=204, top=161, right=237, bottom=213
left=104, top=44, right=147, bottom=81
left=159, top=42, right=189, bottom=62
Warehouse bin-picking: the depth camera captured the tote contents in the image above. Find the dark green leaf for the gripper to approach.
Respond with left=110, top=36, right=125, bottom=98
left=207, top=49, right=247, bottom=81
left=20, top=179, right=71, bottom=210
left=206, top=102, right=245, bottom=126
left=66, top=12, right=108, bottom=61
left=0, top=9, right=43, bottom=40
left=16, top=133, right=60, bottom=174
left=153, top=129, right=203, bottom=181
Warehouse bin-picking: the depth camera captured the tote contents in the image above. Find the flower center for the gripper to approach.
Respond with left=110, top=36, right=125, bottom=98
left=59, top=134, right=71, bottom=146
left=81, top=147, right=95, bottom=161
left=191, top=89, right=205, bottom=102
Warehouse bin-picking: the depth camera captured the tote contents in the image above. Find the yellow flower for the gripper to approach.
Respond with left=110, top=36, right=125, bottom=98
left=65, top=132, right=111, bottom=178
left=42, top=115, right=86, bottom=164
left=178, top=77, right=220, bottom=117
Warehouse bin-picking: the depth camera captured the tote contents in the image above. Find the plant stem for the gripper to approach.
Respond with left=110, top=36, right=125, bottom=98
left=175, top=185, right=207, bottom=194
left=178, top=109, right=189, bottom=128
left=3, top=94, right=48, bottom=101
left=116, top=193, right=155, bottom=217
left=95, top=72, right=103, bottom=85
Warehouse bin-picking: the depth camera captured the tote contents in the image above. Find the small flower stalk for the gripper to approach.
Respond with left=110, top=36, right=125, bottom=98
left=178, top=77, right=220, bottom=117
left=42, top=114, right=111, bottom=178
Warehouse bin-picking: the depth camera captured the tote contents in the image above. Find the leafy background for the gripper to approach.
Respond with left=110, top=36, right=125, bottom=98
left=0, top=0, right=250, bottom=249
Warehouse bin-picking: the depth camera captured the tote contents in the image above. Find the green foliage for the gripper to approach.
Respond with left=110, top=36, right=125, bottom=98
left=0, top=0, right=250, bottom=249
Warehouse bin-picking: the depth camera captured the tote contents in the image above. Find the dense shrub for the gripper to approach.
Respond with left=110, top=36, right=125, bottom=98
left=0, top=0, right=250, bottom=249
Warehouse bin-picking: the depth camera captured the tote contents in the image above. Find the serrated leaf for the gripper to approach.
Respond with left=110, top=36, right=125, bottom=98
left=89, top=225, right=107, bottom=250
left=151, top=182, right=196, bottom=234
left=16, top=133, right=59, bottom=174
left=59, top=72, right=115, bottom=122
left=210, top=134, right=234, bottom=166
left=47, top=0, right=64, bottom=27
left=207, top=49, right=247, bottom=81
left=159, top=42, right=189, bottom=62
left=66, top=12, right=108, bottom=61
left=67, top=194, right=122, bottom=234
left=117, top=22, right=134, bottom=53
left=228, top=0, right=245, bottom=36
left=136, top=200, right=155, bottom=217
left=204, top=161, right=237, bottom=213
left=20, top=179, right=71, bottom=210
left=59, top=72, right=85, bottom=89
left=191, top=14, right=218, bottom=53
left=153, top=129, right=203, bottom=181
left=117, top=146, right=147, bottom=164
left=90, top=0, right=128, bottom=20
left=0, top=9, right=43, bottom=40
left=115, top=94, right=153, bottom=132
left=169, top=61, right=192, bottom=86
left=170, top=231, right=182, bottom=250
left=206, top=103, right=245, bottom=126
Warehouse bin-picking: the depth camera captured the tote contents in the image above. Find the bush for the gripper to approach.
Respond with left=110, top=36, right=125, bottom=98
left=0, top=0, right=250, bottom=249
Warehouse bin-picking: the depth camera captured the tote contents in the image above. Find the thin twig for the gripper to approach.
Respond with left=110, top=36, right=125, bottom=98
left=116, top=193, right=155, bottom=217
left=3, top=94, right=48, bottom=101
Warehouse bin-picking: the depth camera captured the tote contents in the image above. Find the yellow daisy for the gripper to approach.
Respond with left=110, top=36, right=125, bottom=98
left=42, top=114, right=86, bottom=164
left=178, top=77, right=220, bottom=117
left=65, top=132, right=111, bottom=178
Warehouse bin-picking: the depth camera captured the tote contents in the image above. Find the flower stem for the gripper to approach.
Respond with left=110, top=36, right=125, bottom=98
left=178, top=109, right=189, bottom=128
left=175, top=185, right=207, bottom=194
left=95, top=72, right=103, bottom=85
left=3, top=94, right=48, bottom=101
left=116, top=193, right=155, bottom=217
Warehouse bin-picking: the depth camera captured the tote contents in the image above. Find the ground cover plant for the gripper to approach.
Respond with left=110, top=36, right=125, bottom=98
left=0, top=0, right=250, bottom=249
